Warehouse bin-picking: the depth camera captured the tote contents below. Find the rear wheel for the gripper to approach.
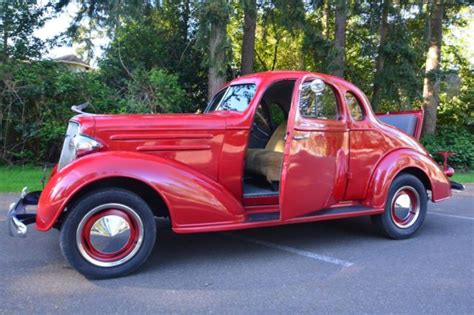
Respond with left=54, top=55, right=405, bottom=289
left=372, top=174, right=428, bottom=239
left=60, top=188, right=156, bottom=279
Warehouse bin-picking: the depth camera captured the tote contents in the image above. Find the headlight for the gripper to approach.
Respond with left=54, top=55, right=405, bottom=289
left=70, top=134, right=102, bottom=157
left=58, top=122, right=102, bottom=170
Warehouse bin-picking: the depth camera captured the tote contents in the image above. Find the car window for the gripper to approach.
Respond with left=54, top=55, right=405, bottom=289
left=212, top=84, right=257, bottom=112
left=345, top=92, right=364, bottom=121
left=206, top=88, right=226, bottom=112
left=299, top=80, right=339, bottom=120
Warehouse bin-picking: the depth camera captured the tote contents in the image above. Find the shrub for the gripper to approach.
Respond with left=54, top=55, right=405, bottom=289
left=421, top=126, right=474, bottom=171
left=0, top=61, right=117, bottom=164
left=122, top=68, right=190, bottom=113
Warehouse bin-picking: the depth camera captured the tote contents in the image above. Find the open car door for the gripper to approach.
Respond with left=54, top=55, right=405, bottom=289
left=280, top=75, right=349, bottom=220
left=376, top=110, right=424, bottom=140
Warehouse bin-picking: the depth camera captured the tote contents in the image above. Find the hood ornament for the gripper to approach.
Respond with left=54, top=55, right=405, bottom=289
left=71, top=102, right=92, bottom=115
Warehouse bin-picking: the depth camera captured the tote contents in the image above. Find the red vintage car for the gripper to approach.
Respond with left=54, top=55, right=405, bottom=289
left=8, top=71, right=462, bottom=278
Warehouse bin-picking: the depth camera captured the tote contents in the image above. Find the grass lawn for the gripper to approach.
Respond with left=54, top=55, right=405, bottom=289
left=452, top=171, right=474, bottom=184
left=0, top=166, right=50, bottom=193
left=0, top=166, right=472, bottom=193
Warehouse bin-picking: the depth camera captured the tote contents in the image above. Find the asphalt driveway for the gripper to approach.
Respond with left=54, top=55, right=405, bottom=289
left=1, top=186, right=473, bottom=314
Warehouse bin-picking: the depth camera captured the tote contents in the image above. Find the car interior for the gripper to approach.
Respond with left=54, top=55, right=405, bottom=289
left=243, top=80, right=295, bottom=199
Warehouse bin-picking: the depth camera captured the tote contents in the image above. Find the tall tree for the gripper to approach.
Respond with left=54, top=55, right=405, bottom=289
left=0, top=1, right=49, bottom=61
left=422, top=0, right=444, bottom=135
left=371, top=0, right=390, bottom=110
left=331, top=0, right=347, bottom=78
left=240, top=0, right=257, bottom=75
left=199, top=0, right=231, bottom=100
left=208, top=17, right=228, bottom=99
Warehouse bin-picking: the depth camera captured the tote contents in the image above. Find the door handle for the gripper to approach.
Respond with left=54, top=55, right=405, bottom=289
left=293, top=134, right=309, bottom=141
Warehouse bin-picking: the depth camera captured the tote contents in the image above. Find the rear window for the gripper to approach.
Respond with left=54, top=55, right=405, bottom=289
left=207, top=84, right=257, bottom=112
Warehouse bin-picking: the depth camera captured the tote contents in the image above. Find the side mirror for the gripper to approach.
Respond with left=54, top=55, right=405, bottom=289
left=310, top=79, right=325, bottom=94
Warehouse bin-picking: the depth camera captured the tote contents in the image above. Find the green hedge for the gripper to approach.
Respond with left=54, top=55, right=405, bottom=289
left=421, top=126, right=474, bottom=171
left=0, top=61, right=191, bottom=165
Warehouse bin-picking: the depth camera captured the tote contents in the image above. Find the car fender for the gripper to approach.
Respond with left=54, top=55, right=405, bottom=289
left=364, top=148, right=451, bottom=209
left=36, top=151, right=246, bottom=231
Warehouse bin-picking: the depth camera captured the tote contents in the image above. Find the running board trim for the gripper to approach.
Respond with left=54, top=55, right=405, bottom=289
left=173, top=207, right=384, bottom=234
left=301, top=205, right=372, bottom=218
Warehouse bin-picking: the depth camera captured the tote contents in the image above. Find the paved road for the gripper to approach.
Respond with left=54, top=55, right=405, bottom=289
left=1, top=187, right=473, bottom=314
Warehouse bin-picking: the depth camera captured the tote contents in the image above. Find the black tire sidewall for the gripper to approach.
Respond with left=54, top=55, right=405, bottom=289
left=60, top=188, right=156, bottom=279
left=377, top=174, right=428, bottom=239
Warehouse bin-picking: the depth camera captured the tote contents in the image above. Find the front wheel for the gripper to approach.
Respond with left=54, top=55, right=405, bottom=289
left=372, top=174, right=428, bottom=239
left=60, top=188, right=156, bottom=279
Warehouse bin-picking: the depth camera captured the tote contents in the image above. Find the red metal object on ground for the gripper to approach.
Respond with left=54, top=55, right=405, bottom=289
left=8, top=71, right=458, bottom=278
left=437, top=151, right=455, bottom=177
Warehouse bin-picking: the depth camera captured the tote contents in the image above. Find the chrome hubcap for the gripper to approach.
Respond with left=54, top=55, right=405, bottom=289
left=89, top=215, right=132, bottom=254
left=391, top=186, right=420, bottom=229
left=76, top=203, right=144, bottom=268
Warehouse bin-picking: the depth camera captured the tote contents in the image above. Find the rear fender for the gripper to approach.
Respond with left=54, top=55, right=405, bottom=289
left=36, top=152, right=245, bottom=231
left=364, top=149, right=451, bottom=208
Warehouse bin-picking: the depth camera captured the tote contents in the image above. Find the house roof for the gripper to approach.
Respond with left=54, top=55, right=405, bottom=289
left=54, top=54, right=91, bottom=69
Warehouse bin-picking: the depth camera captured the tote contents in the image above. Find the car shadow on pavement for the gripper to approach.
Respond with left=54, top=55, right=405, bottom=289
left=139, top=217, right=377, bottom=271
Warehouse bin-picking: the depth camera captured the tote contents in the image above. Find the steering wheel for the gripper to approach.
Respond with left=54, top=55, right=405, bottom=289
left=252, top=105, right=272, bottom=137
left=252, top=122, right=271, bottom=138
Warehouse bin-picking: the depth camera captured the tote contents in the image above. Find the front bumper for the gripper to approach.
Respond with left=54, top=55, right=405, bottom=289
left=7, top=187, right=41, bottom=237
left=450, top=180, right=465, bottom=191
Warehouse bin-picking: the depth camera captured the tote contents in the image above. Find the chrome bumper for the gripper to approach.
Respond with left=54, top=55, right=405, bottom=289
left=7, top=187, right=40, bottom=237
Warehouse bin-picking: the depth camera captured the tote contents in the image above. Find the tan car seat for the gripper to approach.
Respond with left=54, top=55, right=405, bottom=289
left=245, top=122, right=287, bottom=183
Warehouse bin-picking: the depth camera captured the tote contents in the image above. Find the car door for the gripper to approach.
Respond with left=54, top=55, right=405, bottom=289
left=280, top=75, right=349, bottom=220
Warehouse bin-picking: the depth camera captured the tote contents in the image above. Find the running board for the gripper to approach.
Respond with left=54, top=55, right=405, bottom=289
left=302, top=205, right=373, bottom=218
left=246, top=212, right=280, bottom=222
left=173, top=206, right=383, bottom=234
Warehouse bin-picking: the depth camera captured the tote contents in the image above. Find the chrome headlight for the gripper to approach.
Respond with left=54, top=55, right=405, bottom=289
left=58, top=122, right=102, bottom=170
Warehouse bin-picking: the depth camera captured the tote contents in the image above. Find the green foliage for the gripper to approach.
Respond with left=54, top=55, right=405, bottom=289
left=99, top=5, right=208, bottom=109
left=0, top=0, right=472, bottom=173
left=437, top=49, right=474, bottom=130
left=0, top=0, right=50, bottom=60
left=0, top=61, right=116, bottom=164
left=122, top=69, right=189, bottom=113
left=421, top=126, right=474, bottom=171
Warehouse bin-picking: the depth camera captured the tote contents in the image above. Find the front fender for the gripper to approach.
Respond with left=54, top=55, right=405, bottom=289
left=364, top=149, right=451, bottom=209
left=36, top=151, right=245, bottom=231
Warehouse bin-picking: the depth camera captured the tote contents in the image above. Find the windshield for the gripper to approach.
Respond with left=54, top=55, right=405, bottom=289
left=206, top=84, right=257, bottom=112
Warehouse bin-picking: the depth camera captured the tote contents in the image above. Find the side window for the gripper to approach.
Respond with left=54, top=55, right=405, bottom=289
left=218, top=84, right=257, bottom=112
left=345, top=92, right=365, bottom=121
left=299, top=80, right=339, bottom=120
left=206, top=88, right=226, bottom=112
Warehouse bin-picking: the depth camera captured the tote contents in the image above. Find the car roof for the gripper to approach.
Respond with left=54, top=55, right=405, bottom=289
left=228, top=70, right=355, bottom=91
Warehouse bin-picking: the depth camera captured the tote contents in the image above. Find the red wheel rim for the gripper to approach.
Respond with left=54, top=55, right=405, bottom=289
left=76, top=204, right=144, bottom=267
left=390, top=186, right=420, bottom=229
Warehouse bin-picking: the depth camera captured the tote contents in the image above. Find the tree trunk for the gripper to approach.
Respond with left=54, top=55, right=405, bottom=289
left=331, top=0, right=346, bottom=78
left=240, top=0, right=256, bottom=75
left=422, top=0, right=444, bottom=135
left=371, top=0, right=389, bottom=111
left=208, top=15, right=228, bottom=100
